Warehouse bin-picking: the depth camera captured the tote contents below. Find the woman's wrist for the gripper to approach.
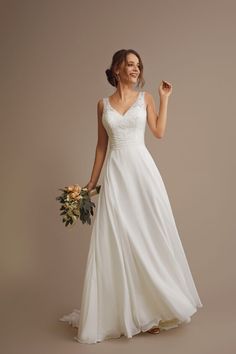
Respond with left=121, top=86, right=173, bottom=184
left=159, top=95, right=169, bottom=102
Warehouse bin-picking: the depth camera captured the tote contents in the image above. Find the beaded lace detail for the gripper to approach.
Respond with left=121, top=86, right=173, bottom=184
left=104, top=91, right=144, bottom=117
left=102, top=91, right=146, bottom=150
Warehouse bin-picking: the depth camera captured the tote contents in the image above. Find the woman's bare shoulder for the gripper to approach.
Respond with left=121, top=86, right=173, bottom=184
left=143, top=91, right=153, bottom=100
left=97, top=98, right=105, bottom=117
left=143, top=91, right=153, bottom=107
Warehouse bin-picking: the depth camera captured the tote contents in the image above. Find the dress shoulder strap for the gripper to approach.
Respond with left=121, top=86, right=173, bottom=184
left=104, top=96, right=110, bottom=103
left=102, top=97, right=108, bottom=109
left=141, top=91, right=147, bottom=108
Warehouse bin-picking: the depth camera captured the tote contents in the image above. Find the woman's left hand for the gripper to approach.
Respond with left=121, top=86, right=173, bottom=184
left=158, top=80, right=173, bottom=98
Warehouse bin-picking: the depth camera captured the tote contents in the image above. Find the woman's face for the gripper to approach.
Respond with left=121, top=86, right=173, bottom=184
left=117, top=53, right=140, bottom=86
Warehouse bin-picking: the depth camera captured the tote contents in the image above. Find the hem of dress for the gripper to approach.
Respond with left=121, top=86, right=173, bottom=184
left=73, top=303, right=203, bottom=344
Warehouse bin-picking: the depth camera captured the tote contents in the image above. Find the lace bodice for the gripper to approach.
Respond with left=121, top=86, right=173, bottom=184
left=102, top=91, right=147, bottom=150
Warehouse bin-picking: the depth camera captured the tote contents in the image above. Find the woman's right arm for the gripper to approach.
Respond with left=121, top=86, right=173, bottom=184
left=84, top=99, right=108, bottom=192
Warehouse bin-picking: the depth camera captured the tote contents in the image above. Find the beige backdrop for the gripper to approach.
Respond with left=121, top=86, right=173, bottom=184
left=1, top=0, right=235, bottom=353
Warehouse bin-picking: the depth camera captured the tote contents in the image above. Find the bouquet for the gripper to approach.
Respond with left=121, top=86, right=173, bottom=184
left=56, top=184, right=101, bottom=227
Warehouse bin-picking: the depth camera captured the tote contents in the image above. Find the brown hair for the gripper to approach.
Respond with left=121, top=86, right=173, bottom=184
left=105, top=49, right=145, bottom=88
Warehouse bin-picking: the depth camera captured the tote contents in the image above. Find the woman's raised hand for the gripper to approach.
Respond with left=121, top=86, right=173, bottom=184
left=158, top=80, right=173, bottom=98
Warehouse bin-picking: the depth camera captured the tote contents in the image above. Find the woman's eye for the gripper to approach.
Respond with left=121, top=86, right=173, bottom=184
left=128, top=63, right=140, bottom=68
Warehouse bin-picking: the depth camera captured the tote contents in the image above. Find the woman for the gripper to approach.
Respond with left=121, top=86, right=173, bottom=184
left=60, top=48, right=203, bottom=344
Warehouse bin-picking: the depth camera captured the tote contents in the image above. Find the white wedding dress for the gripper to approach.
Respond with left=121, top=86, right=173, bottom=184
left=59, top=91, right=203, bottom=344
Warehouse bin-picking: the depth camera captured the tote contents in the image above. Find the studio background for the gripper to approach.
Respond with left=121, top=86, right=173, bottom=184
left=1, top=0, right=235, bottom=353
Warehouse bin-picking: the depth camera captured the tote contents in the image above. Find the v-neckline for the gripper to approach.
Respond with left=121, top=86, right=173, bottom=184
left=107, top=91, right=141, bottom=117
